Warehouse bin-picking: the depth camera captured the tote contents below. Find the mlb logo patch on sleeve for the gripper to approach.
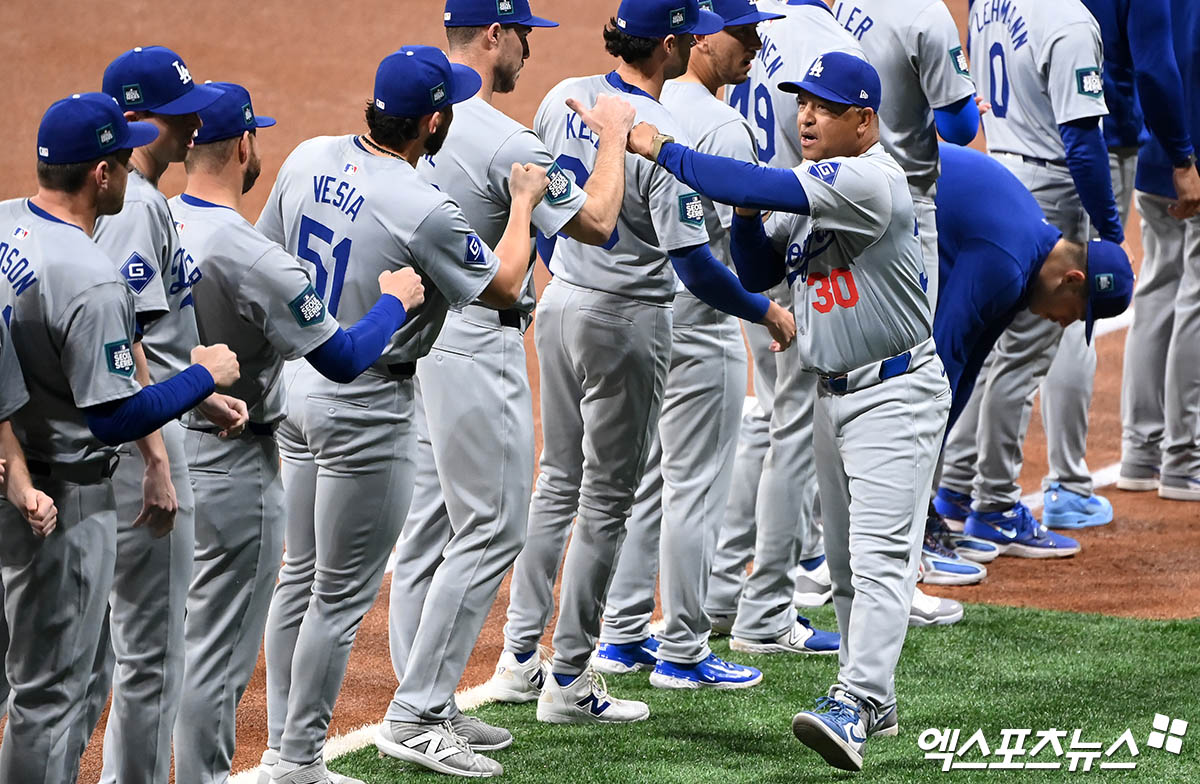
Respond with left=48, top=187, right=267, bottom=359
left=288, top=284, right=327, bottom=328
left=105, top=340, right=135, bottom=377
left=809, top=161, right=841, bottom=186
left=464, top=233, right=488, bottom=266
left=678, top=193, right=705, bottom=226
left=950, top=46, right=969, bottom=76
left=1076, top=67, right=1104, bottom=97
left=544, top=163, right=573, bottom=205
left=120, top=252, right=157, bottom=294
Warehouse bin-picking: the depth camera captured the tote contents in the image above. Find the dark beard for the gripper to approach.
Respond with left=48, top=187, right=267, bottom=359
left=494, top=63, right=520, bottom=95
left=424, top=122, right=451, bottom=155
left=242, top=159, right=261, bottom=194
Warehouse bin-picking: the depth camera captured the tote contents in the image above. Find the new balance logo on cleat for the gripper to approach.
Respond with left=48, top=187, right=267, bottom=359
left=529, top=667, right=546, bottom=690
left=402, top=731, right=463, bottom=762
left=576, top=692, right=611, bottom=716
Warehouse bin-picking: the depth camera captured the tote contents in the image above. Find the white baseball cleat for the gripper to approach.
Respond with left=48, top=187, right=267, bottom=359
left=268, top=757, right=365, bottom=784
left=449, top=711, right=513, bottom=751
left=793, top=555, right=833, bottom=607
left=375, top=720, right=502, bottom=778
left=536, top=668, right=650, bottom=724
left=487, top=645, right=549, bottom=704
left=908, top=587, right=964, bottom=627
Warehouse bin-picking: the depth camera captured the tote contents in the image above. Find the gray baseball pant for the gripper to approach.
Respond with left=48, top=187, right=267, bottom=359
left=265, top=365, right=415, bottom=764
left=0, top=477, right=117, bottom=784
left=79, top=420, right=192, bottom=784
left=913, top=185, right=939, bottom=313
left=1121, top=192, right=1200, bottom=481
left=502, top=279, right=671, bottom=676
left=175, top=427, right=285, bottom=784
left=386, top=307, right=533, bottom=724
left=817, top=344, right=949, bottom=713
left=600, top=292, right=747, bottom=664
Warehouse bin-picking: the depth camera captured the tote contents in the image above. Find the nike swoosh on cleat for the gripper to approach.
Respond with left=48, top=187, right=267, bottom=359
left=848, top=728, right=867, bottom=743
left=996, top=526, right=1019, bottom=539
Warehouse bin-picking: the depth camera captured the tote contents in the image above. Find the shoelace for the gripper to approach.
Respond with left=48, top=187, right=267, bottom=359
left=1012, top=504, right=1051, bottom=539
left=440, top=720, right=474, bottom=754
left=924, top=514, right=958, bottom=557
left=815, top=696, right=862, bottom=728
left=587, top=668, right=611, bottom=700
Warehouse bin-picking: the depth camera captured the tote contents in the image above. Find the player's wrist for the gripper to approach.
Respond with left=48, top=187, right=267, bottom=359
left=650, top=134, right=675, bottom=162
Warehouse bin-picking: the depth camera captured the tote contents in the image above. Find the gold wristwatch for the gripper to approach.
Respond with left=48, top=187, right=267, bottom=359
left=650, top=133, right=675, bottom=160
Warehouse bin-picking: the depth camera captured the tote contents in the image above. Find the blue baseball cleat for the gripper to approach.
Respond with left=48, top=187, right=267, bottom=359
left=730, top=614, right=840, bottom=655
left=964, top=503, right=1081, bottom=558
left=1041, top=483, right=1113, bottom=529
left=648, top=653, right=762, bottom=690
left=921, top=510, right=986, bottom=585
left=933, top=487, right=973, bottom=531
left=792, top=692, right=870, bottom=771
left=592, top=635, right=659, bottom=675
left=947, top=532, right=1001, bottom=563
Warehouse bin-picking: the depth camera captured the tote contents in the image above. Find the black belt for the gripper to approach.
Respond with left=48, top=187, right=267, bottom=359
left=497, top=309, right=523, bottom=329
left=27, top=454, right=120, bottom=485
left=189, top=421, right=277, bottom=437
left=386, top=361, right=417, bottom=379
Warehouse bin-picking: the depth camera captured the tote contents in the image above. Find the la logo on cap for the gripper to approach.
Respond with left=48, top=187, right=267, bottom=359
left=430, top=82, right=447, bottom=106
left=172, top=60, right=193, bottom=85
left=97, top=124, right=116, bottom=148
left=1095, top=273, right=1114, bottom=292
left=123, top=84, right=143, bottom=104
left=809, top=57, right=824, bottom=77
left=498, top=0, right=514, bottom=15
left=669, top=6, right=686, bottom=27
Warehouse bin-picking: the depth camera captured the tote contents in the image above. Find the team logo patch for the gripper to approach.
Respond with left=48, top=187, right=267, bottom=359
left=544, top=162, right=573, bottom=205
left=97, top=124, right=116, bottom=149
left=808, top=56, right=825, bottom=78
left=1095, top=272, right=1114, bottom=292
left=950, top=46, right=969, bottom=76
left=678, top=193, right=705, bottom=226
left=120, top=252, right=157, bottom=294
left=288, top=284, right=326, bottom=328
left=1076, top=67, right=1104, bottom=97
left=123, top=83, right=144, bottom=105
left=105, top=340, right=135, bottom=378
left=497, top=0, right=515, bottom=15
left=669, top=7, right=686, bottom=28
left=430, top=82, right=448, bottom=106
left=172, top=59, right=193, bottom=85
left=809, top=161, right=841, bottom=185
left=242, top=103, right=254, bottom=125
left=464, top=233, right=487, bottom=266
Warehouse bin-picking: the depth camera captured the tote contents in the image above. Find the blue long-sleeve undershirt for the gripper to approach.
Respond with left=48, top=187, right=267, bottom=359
left=85, top=364, right=215, bottom=446
left=729, top=213, right=787, bottom=293
left=1059, top=118, right=1124, bottom=243
left=1127, top=0, right=1195, bottom=164
left=933, top=95, right=980, bottom=146
left=656, top=142, right=811, bottom=214
left=306, top=295, right=408, bottom=383
left=668, top=244, right=770, bottom=323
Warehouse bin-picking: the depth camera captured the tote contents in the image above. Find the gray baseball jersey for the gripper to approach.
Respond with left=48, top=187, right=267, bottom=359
left=534, top=74, right=709, bottom=300
left=968, top=0, right=1108, bottom=161
left=94, top=170, right=200, bottom=381
left=0, top=319, right=29, bottom=421
left=256, top=135, right=499, bottom=363
left=169, top=194, right=339, bottom=425
left=764, top=145, right=929, bottom=374
left=730, top=1, right=864, bottom=169
left=833, top=0, right=975, bottom=190
left=417, top=95, right=588, bottom=313
left=0, top=198, right=139, bottom=462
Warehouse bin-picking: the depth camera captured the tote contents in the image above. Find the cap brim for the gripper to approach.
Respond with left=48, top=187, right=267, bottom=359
left=688, top=8, right=726, bottom=35
left=152, top=81, right=224, bottom=115
left=125, top=120, right=160, bottom=149
left=254, top=115, right=277, bottom=129
left=448, top=63, right=483, bottom=104
left=779, top=79, right=857, bottom=107
left=522, top=14, right=558, bottom=27
left=724, top=10, right=786, bottom=25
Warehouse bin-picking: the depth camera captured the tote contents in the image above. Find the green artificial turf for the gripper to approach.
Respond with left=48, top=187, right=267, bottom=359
left=333, top=604, right=1200, bottom=783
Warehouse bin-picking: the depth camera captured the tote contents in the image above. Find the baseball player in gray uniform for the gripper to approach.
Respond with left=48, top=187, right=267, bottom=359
left=629, top=50, right=949, bottom=769
left=597, top=0, right=837, bottom=679
left=0, top=92, right=239, bottom=784
left=169, top=81, right=423, bottom=784
left=384, top=1, right=636, bottom=776
left=257, top=47, right=547, bottom=784
left=493, top=0, right=794, bottom=721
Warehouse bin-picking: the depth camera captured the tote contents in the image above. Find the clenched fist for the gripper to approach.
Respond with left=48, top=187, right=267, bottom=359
left=191, top=344, right=241, bottom=387
left=509, top=163, right=549, bottom=205
left=379, top=268, right=425, bottom=313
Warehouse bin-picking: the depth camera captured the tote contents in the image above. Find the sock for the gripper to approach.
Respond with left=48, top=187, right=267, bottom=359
left=513, top=650, right=535, bottom=664
left=553, top=672, right=577, bottom=687
left=799, top=554, right=826, bottom=571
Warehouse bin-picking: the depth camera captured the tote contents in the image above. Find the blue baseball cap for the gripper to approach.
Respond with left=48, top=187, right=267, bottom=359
left=614, top=0, right=725, bottom=38
left=702, top=0, right=785, bottom=26
left=103, top=46, right=223, bottom=115
left=193, top=82, right=276, bottom=145
left=1084, top=239, right=1134, bottom=344
left=37, top=92, right=159, bottom=165
left=374, top=46, right=482, bottom=118
left=443, top=0, right=558, bottom=27
left=780, top=51, right=882, bottom=112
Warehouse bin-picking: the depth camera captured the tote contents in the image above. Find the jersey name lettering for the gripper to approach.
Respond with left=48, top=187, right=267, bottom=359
left=311, top=175, right=365, bottom=222
left=0, top=242, right=37, bottom=296
left=971, top=0, right=1029, bottom=51
left=563, top=111, right=601, bottom=150
left=755, top=32, right=785, bottom=80
left=831, top=3, right=875, bottom=41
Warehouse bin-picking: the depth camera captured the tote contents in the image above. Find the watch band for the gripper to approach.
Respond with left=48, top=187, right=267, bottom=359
left=651, top=133, right=675, bottom=161
left=1173, top=153, right=1197, bottom=170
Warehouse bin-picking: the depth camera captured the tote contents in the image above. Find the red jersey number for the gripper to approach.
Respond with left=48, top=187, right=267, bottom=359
left=808, top=267, right=859, bottom=313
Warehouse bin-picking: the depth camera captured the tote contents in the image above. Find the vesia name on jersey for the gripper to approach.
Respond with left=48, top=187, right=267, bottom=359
left=830, top=3, right=876, bottom=41
left=971, top=0, right=1029, bottom=51
left=312, top=174, right=365, bottom=222
left=0, top=241, right=37, bottom=297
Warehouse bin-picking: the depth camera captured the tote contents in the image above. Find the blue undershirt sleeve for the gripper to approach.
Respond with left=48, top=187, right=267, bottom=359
left=933, top=95, right=980, bottom=146
left=1059, top=118, right=1124, bottom=243
left=729, top=213, right=787, bottom=292
left=668, top=244, right=770, bottom=322
left=1128, top=0, right=1195, bottom=165
left=305, top=295, right=408, bottom=384
left=85, top=364, right=215, bottom=446
left=656, top=142, right=811, bottom=214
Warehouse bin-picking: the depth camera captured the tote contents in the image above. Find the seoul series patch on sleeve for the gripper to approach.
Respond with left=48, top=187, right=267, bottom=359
left=105, top=339, right=135, bottom=377
left=464, top=233, right=488, bottom=266
left=120, top=252, right=157, bottom=294
left=1076, top=67, right=1104, bottom=98
left=288, top=284, right=327, bottom=328
left=544, top=162, right=573, bottom=205
left=809, top=161, right=841, bottom=186
left=1095, top=272, right=1114, bottom=292
left=678, top=193, right=705, bottom=226
left=950, top=46, right=969, bottom=76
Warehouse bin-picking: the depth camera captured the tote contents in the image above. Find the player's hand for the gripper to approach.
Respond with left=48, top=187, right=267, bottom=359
left=975, top=95, right=992, bottom=116
left=627, top=122, right=660, bottom=159
left=134, top=458, right=177, bottom=539
left=1168, top=164, right=1200, bottom=220
left=20, top=487, right=58, bottom=538
left=197, top=394, right=249, bottom=439
left=191, top=344, right=241, bottom=387
left=379, top=268, right=425, bottom=313
left=509, top=163, right=549, bottom=206
left=760, top=301, right=796, bottom=352
left=565, top=94, right=637, bottom=138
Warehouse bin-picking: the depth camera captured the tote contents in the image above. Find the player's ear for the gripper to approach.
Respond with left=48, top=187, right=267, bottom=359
left=858, top=107, right=874, bottom=135
left=1064, top=269, right=1086, bottom=285
left=238, top=131, right=252, bottom=165
left=487, top=22, right=503, bottom=47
